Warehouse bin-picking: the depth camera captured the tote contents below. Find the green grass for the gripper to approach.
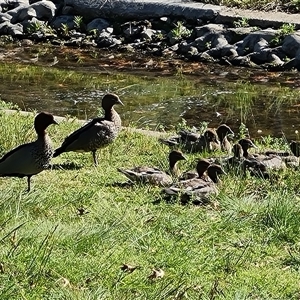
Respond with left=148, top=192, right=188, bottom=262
left=0, top=110, right=300, bottom=299
left=198, top=0, right=300, bottom=13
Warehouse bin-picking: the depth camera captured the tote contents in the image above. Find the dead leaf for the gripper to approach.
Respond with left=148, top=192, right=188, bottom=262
left=148, top=268, right=165, bottom=280
left=56, top=277, right=70, bottom=287
left=120, top=263, right=138, bottom=273
left=0, top=262, right=4, bottom=273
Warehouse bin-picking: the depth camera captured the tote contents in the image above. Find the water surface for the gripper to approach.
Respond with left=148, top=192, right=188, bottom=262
left=1, top=44, right=300, bottom=139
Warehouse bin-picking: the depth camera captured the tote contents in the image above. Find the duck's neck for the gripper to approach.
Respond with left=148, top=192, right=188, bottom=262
left=208, top=172, right=219, bottom=183
left=169, top=160, right=179, bottom=176
left=36, top=129, right=47, bottom=140
left=104, top=107, right=114, bottom=121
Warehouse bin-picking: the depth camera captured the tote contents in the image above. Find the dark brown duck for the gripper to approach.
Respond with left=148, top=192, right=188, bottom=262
left=0, top=112, right=57, bottom=192
left=54, top=93, right=123, bottom=166
left=117, top=150, right=186, bottom=186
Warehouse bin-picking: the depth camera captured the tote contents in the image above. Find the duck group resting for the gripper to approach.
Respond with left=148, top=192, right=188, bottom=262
left=0, top=92, right=299, bottom=206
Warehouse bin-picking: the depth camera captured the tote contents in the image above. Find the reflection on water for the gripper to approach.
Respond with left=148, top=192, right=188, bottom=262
left=1, top=46, right=300, bottom=140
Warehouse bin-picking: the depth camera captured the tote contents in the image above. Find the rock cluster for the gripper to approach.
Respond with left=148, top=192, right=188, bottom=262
left=1, top=0, right=300, bottom=70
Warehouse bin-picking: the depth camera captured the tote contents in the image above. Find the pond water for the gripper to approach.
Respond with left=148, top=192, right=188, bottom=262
left=1, top=44, right=300, bottom=140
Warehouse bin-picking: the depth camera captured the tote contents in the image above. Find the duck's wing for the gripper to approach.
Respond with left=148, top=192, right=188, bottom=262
left=118, top=166, right=172, bottom=186
left=54, top=117, right=112, bottom=155
left=0, top=142, right=39, bottom=176
left=61, top=117, right=104, bottom=147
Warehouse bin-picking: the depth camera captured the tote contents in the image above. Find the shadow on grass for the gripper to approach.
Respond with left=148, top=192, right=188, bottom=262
left=49, top=162, right=84, bottom=171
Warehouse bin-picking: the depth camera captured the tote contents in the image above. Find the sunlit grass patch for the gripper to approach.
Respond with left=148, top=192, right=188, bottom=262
left=0, top=110, right=300, bottom=298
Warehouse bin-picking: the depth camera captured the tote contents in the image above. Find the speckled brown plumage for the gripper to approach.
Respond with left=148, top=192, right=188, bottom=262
left=0, top=112, right=57, bottom=192
left=54, top=93, right=123, bottom=165
left=162, top=163, right=226, bottom=205
left=117, top=150, right=186, bottom=187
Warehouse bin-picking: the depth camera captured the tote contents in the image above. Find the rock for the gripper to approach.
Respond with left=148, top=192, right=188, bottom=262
left=193, top=33, right=228, bottom=52
left=236, top=29, right=277, bottom=55
left=207, top=44, right=237, bottom=59
left=63, top=0, right=219, bottom=22
left=86, top=18, right=110, bottom=33
left=282, top=34, right=300, bottom=58
left=226, top=27, right=257, bottom=44
left=30, top=1, right=56, bottom=21
left=140, top=28, right=155, bottom=41
left=51, top=15, right=75, bottom=30
left=96, top=35, right=122, bottom=48
left=195, top=24, right=226, bottom=38
left=0, top=20, right=23, bottom=35
left=0, top=12, right=12, bottom=22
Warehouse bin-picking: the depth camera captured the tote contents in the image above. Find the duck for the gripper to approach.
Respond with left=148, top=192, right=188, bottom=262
left=162, top=161, right=226, bottom=205
left=117, top=150, right=186, bottom=187
left=290, top=141, right=300, bottom=157
left=159, top=129, right=218, bottom=153
left=238, top=138, right=257, bottom=159
left=179, top=158, right=211, bottom=180
left=215, top=124, right=234, bottom=153
left=239, top=137, right=286, bottom=173
left=0, top=112, right=57, bottom=192
left=53, top=93, right=123, bottom=166
left=226, top=143, right=244, bottom=168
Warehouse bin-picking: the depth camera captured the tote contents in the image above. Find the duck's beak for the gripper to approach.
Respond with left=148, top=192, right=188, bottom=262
left=117, top=99, right=124, bottom=106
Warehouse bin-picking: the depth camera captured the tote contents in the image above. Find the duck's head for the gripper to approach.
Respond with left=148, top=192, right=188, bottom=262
left=204, top=129, right=218, bottom=142
left=232, top=143, right=243, bottom=158
left=196, top=159, right=211, bottom=177
left=216, top=124, right=234, bottom=140
left=207, top=164, right=226, bottom=183
left=34, top=112, right=58, bottom=134
left=238, top=138, right=257, bottom=151
left=169, top=150, right=186, bottom=164
left=290, top=141, right=300, bottom=157
left=102, top=93, right=124, bottom=110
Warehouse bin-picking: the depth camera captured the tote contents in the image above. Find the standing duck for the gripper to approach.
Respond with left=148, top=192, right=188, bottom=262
left=0, top=112, right=57, bottom=192
left=162, top=162, right=226, bottom=205
left=53, top=93, right=123, bottom=166
left=117, top=150, right=186, bottom=186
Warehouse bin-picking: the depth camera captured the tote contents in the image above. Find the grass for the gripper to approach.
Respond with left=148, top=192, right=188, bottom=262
left=1, top=109, right=300, bottom=299
left=197, top=0, right=300, bottom=13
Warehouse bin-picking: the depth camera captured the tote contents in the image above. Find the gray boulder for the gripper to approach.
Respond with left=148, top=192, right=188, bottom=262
left=236, top=29, right=277, bottom=55
left=51, top=15, right=75, bottom=30
left=0, top=13, right=12, bottom=22
left=86, top=18, right=110, bottom=33
left=63, top=0, right=219, bottom=22
left=282, top=34, right=300, bottom=58
left=0, top=20, right=23, bottom=35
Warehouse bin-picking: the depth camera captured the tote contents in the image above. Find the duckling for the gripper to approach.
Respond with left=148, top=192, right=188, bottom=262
left=240, top=137, right=286, bottom=171
left=226, top=143, right=244, bottom=168
left=238, top=138, right=257, bottom=159
left=290, top=141, right=300, bottom=157
left=179, top=158, right=211, bottom=180
left=162, top=162, right=226, bottom=205
left=0, top=112, right=57, bottom=192
left=159, top=129, right=218, bottom=153
left=117, top=150, right=186, bottom=187
left=54, top=93, right=123, bottom=166
left=216, top=124, right=234, bottom=153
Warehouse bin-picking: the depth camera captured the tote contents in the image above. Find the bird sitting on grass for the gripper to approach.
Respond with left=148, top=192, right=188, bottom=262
left=117, top=150, right=186, bottom=187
